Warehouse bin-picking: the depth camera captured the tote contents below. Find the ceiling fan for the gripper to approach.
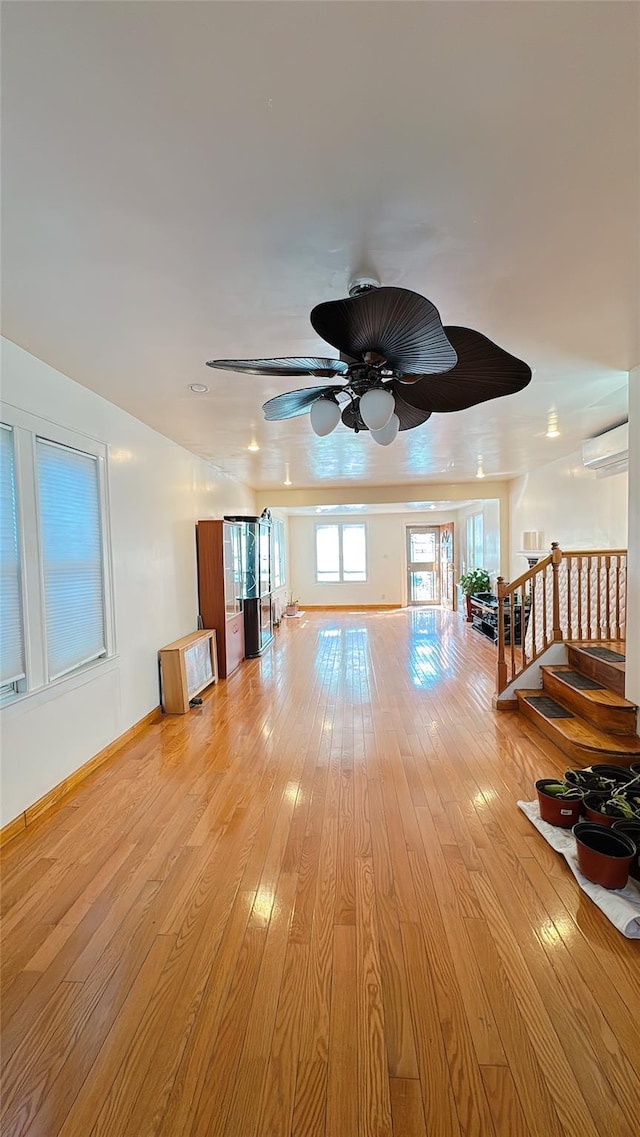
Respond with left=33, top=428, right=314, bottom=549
left=206, top=280, right=532, bottom=446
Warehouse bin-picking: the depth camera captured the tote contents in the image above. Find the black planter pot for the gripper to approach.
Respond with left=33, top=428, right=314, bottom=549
left=565, top=765, right=633, bottom=791
left=573, top=823, right=636, bottom=890
left=582, top=792, right=615, bottom=826
left=611, top=821, right=640, bottom=882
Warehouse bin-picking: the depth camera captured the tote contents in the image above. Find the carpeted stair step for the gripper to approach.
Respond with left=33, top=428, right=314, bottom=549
left=541, top=665, right=637, bottom=735
left=515, top=688, right=640, bottom=767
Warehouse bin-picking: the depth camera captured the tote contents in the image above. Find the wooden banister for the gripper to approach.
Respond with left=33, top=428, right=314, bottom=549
left=495, top=544, right=627, bottom=695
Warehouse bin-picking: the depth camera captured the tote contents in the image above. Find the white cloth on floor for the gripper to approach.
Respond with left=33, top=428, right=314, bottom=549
left=517, top=799, right=640, bottom=939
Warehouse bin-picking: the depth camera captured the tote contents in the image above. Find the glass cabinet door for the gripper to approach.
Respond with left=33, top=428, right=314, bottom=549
left=243, top=523, right=258, bottom=599
left=223, top=523, right=242, bottom=618
left=259, top=522, right=271, bottom=596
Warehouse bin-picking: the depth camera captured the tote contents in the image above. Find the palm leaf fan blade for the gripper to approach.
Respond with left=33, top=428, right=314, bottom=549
left=206, top=357, right=349, bottom=378
left=310, top=287, right=457, bottom=375
left=394, top=327, right=532, bottom=413
left=262, top=385, right=344, bottom=421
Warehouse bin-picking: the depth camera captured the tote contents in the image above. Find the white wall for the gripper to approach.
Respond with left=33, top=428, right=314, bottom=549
left=0, top=339, right=255, bottom=826
left=626, top=367, right=639, bottom=704
left=508, top=450, right=628, bottom=580
left=289, top=510, right=456, bottom=608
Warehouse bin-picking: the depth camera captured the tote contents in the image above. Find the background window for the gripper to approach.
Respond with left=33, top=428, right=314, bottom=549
left=466, top=512, right=484, bottom=569
left=316, top=522, right=366, bottom=583
left=271, top=517, right=286, bottom=590
left=36, top=439, right=106, bottom=680
left=0, top=426, right=25, bottom=694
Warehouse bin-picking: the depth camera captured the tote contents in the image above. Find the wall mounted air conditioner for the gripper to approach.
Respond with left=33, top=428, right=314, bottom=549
left=582, top=422, right=629, bottom=478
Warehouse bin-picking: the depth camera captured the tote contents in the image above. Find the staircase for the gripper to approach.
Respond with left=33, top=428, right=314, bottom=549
left=515, top=641, right=640, bottom=768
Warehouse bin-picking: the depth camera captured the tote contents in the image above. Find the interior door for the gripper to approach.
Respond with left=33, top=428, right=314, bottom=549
left=439, top=523, right=455, bottom=610
left=406, top=526, right=440, bottom=605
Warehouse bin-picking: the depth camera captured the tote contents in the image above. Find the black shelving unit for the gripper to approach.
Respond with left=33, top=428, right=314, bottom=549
left=469, top=592, right=524, bottom=645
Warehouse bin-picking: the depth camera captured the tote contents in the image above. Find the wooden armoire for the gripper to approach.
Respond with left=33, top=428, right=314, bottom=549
left=196, top=520, right=244, bottom=679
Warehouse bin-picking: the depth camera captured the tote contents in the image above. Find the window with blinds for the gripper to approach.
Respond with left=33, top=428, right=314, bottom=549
left=315, top=522, right=367, bottom=583
left=0, top=425, right=25, bottom=692
left=36, top=439, right=106, bottom=681
left=271, top=517, right=286, bottom=590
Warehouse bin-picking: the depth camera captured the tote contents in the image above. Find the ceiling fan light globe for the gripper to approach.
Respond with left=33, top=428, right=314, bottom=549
left=310, top=397, right=341, bottom=436
left=360, top=388, right=395, bottom=431
left=371, top=413, right=400, bottom=446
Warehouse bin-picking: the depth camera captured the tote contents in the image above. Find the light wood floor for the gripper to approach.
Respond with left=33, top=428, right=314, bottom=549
left=2, top=609, right=639, bottom=1137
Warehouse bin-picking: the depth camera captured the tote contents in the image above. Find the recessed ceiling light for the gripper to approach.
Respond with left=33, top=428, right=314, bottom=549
left=284, top=478, right=292, bottom=486
left=429, top=504, right=436, bottom=510
left=546, top=410, right=560, bottom=438
left=247, top=441, right=260, bottom=452
left=189, top=383, right=208, bottom=393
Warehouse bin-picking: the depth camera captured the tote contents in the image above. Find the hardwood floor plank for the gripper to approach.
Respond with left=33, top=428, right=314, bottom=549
left=54, top=934, right=177, bottom=1137
left=1, top=980, right=84, bottom=1136
left=399, top=921, right=461, bottom=1137
left=154, top=889, right=257, bottom=1137
left=2, top=609, right=639, bottom=1136
left=356, top=858, right=393, bottom=1137
left=326, top=926, right=358, bottom=1137
left=464, top=916, right=566, bottom=1137
left=334, top=768, right=356, bottom=925
left=470, top=872, right=609, bottom=1137
left=480, top=1065, right=533, bottom=1137
left=222, top=872, right=298, bottom=1137
left=389, top=1078, right=428, bottom=1137
left=256, top=941, right=309, bottom=1137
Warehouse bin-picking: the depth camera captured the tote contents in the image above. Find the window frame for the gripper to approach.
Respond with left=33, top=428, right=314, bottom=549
left=271, top=516, right=286, bottom=591
left=466, top=511, right=484, bottom=571
left=315, top=521, right=368, bottom=584
left=0, top=405, right=115, bottom=705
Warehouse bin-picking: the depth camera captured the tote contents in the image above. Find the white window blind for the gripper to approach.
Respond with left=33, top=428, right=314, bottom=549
left=316, top=522, right=367, bottom=583
left=272, top=518, right=286, bottom=590
left=466, top=512, right=484, bottom=569
left=0, top=425, right=25, bottom=686
left=342, top=524, right=367, bottom=582
left=316, top=524, right=340, bottom=582
left=36, top=438, right=106, bottom=680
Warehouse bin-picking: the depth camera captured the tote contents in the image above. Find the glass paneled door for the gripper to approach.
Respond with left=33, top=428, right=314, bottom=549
left=406, top=526, right=440, bottom=605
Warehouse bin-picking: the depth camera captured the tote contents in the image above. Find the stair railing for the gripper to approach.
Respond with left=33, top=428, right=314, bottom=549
left=495, top=544, right=627, bottom=694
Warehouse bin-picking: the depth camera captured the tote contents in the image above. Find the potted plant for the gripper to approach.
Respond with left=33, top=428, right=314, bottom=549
left=285, top=591, right=299, bottom=617
left=459, top=568, right=491, bottom=622
left=582, top=781, right=640, bottom=826
left=535, top=778, right=584, bottom=828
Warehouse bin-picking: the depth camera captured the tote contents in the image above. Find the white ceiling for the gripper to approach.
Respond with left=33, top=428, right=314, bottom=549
left=1, top=2, right=637, bottom=491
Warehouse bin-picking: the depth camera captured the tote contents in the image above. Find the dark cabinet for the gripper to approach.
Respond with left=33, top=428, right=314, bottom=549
left=225, top=513, right=274, bottom=658
left=469, top=592, right=525, bottom=645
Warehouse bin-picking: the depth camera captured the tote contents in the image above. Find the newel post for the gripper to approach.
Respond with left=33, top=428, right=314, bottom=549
left=496, top=576, right=508, bottom=692
left=551, top=542, right=563, bottom=642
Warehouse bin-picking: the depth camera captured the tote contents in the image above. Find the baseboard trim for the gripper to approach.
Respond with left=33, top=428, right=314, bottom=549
left=492, top=696, right=520, bottom=712
left=303, top=604, right=401, bottom=611
left=1, top=706, right=162, bottom=848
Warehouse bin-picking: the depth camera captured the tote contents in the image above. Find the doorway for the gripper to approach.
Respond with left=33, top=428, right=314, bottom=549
left=406, top=525, right=440, bottom=605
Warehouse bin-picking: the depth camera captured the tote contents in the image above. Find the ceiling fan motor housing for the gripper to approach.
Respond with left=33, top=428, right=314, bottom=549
left=348, top=277, right=381, bottom=298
